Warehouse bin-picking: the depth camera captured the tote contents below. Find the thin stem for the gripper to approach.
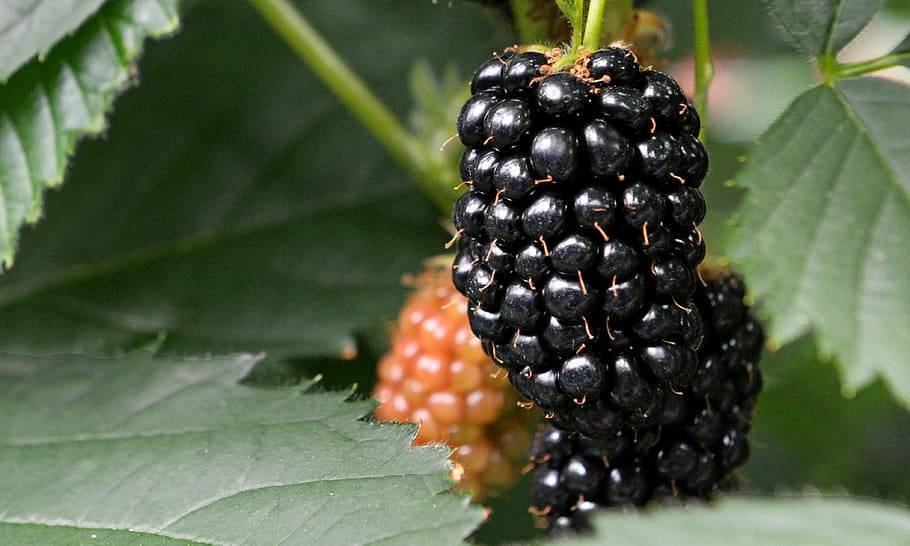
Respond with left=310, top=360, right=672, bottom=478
left=828, top=51, right=910, bottom=81
left=692, top=0, right=714, bottom=141
left=248, top=0, right=451, bottom=209
left=562, top=0, right=584, bottom=59
left=571, top=14, right=584, bottom=57
left=582, top=0, right=607, bottom=51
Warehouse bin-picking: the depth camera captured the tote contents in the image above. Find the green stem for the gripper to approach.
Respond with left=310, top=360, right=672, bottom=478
left=248, top=0, right=451, bottom=209
left=554, top=0, right=633, bottom=70
left=510, top=0, right=552, bottom=44
left=566, top=1, right=584, bottom=59
left=582, top=0, right=607, bottom=51
left=826, top=51, right=910, bottom=81
left=692, top=0, right=714, bottom=141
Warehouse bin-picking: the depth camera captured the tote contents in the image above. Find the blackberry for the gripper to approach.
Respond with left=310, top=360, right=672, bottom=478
left=453, top=47, right=710, bottom=436
left=526, top=270, right=765, bottom=533
left=373, top=263, right=535, bottom=500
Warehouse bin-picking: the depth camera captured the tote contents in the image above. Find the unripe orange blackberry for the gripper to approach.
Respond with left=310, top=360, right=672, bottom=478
left=374, top=260, right=536, bottom=499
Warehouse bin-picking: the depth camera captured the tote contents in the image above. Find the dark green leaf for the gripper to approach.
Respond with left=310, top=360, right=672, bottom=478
left=555, top=496, right=910, bottom=545
left=727, top=78, right=910, bottom=406
left=749, top=335, right=910, bottom=501
left=0, top=352, right=482, bottom=544
left=0, top=0, right=178, bottom=266
left=0, top=0, right=105, bottom=80
left=763, top=0, right=885, bottom=58
left=0, top=1, right=511, bottom=359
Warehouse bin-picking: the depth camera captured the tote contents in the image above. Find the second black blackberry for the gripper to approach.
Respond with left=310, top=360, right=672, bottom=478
left=528, top=271, right=765, bottom=534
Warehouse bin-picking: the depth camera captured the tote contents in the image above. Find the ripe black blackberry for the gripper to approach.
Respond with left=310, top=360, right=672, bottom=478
left=526, top=271, right=764, bottom=534
left=452, top=46, right=709, bottom=436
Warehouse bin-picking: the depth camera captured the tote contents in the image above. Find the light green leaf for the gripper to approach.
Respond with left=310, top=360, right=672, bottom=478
left=891, top=32, right=910, bottom=67
left=727, top=77, right=910, bottom=405
left=763, top=0, right=885, bottom=59
left=556, top=496, right=910, bottom=546
left=0, top=0, right=178, bottom=267
left=0, top=0, right=105, bottom=80
left=0, top=352, right=482, bottom=545
left=0, top=524, right=192, bottom=545
left=0, top=1, right=511, bottom=359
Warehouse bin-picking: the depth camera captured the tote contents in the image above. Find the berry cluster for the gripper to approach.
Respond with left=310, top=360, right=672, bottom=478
left=373, top=264, right=534, bottom=499
left=527, top=271, right=764, bottom=534
left=452, top=46, right=709, bottom=437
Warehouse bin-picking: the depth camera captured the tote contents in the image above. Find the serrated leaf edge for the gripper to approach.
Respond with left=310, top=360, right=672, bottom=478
left=0, top=0, right=179, bottom=268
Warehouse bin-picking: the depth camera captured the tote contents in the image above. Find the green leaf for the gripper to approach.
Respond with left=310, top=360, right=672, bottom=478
left=0, top=525, right=192, bottom=545
left=749, top=335, right=910, bottom=501
left=555, top=496, right=910, bottom=546
left=0, top=352, right=482, bottom=545
left=0, top=0, right=178, bottom=267
left=727, top=78, right=910, bottom=405
left=891, top=32, right=910, bottom=67
left=763, top=0, right=885, bottom=59
left=0, top=1, right=510, bottom=359
left=0, top=0, right=105, bottom=80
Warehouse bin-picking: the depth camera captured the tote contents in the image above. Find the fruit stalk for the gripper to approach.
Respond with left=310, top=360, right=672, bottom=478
left=582, top=0, right=608, bottom=52
left=248, top=0, right=453, bottom=210
left=824, top=51, right=910, bottom=81
left=692, top=0, right=713, bottom=139
left=584, top=0, right=634, bottom=52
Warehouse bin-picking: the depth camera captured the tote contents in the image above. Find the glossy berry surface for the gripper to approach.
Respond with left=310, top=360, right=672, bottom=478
left=527, top=270, right=766, bottom=533
left=587, top=47, right=641, bottom=86
left=531, top=127, right=580, bottom=181
left=452, top=46, right=710, bottom=436
left=582, top=119, right=633, bottom=178
left=372, top=264, right=535, bottom=500
left=504, top=51, right=548, bottom=95
left=471, top=55, right=507, bottom=94
left=536, top=73, right=590, bottom=117
left=456, top=92, right=500, bottom=147
left=484, top=99, right=533, bottom=150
